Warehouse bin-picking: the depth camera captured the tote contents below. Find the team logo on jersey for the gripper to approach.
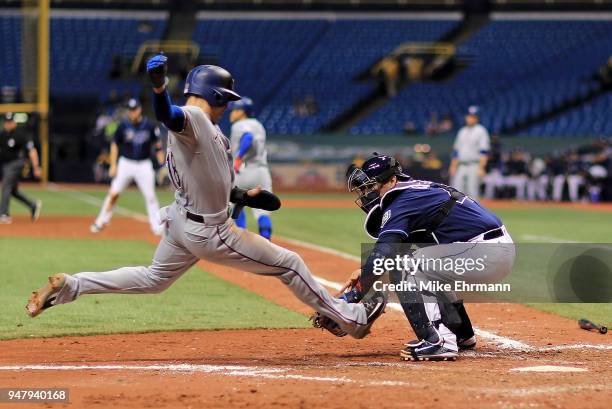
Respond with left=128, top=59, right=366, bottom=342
left=381, top=210, right=391, bottom=228
left=7, top=138, right=15, bottom=147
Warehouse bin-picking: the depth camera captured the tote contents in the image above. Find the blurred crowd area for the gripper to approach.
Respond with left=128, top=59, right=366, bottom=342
left=376, top=137, right=612, bottom=202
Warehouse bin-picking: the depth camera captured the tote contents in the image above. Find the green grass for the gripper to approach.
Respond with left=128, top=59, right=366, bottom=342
left=0, top=237, right=307, bottom=340
left=5, top=186, right=612, bottom=330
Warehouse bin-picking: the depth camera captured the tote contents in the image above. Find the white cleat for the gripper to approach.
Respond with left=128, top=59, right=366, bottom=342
left=90, top=223, right=105, bottom=233
left=31, top=200, right=42, bottom=222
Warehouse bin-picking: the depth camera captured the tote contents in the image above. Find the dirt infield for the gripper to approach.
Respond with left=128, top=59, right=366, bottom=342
left=1, top=216, right=611, bottom=408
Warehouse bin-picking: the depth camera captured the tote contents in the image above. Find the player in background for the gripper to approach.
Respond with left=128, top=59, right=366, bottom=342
left=0, top=112, right=42, bottom=224
left=90, top=98, right=165, bottom=235
left=449, top=106, right=490, bottom=199
left=27, top=55, right=386, bottom=341
left=228, top=98, right=273, bottom=239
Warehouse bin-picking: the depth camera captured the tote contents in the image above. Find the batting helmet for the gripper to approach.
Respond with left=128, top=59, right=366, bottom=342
left=228, top=97, right=254, bottom=117
left=184, top=65, right=241, bottom=107
left=347, top=153, right=409, bottom=213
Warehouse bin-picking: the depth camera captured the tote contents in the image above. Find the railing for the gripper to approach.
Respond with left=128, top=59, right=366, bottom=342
left=131, top=40, right=200, bottom=74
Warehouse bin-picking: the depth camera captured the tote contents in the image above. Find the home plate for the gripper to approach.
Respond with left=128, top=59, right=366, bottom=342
left=509, top=365, right=587, bottom=373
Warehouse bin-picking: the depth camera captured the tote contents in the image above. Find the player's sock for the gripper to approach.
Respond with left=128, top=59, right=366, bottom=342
left=257, top=215, right=272, bottom=240
left=235, top=209, right=247, bottom=228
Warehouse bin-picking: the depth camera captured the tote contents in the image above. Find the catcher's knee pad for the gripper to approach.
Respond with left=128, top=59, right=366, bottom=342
left=257, top=215, right=272, bottom=240
left=235, top=209, right=246, bottom=228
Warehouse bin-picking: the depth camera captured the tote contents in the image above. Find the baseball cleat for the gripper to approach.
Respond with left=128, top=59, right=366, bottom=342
left=0, top=214, right=12, bottom=224
left=458, top=334, right=477, bottom=350
left=26, top=274, right=67, bottom=318
left=354, top=292, right=387, bottom=338
left=405, top=334, right=476, bottom=351
left=31, top=200, right=42, bottom=222
left=400, top=340, right=458, bottom=361
left=90, top=223, right=104, bottom=233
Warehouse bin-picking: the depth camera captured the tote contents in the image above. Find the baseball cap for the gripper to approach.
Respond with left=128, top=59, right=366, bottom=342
left=467, top=106, right=479, bottom=116
left=4, top=112, right=15, bottom=121
left=127, top=98, right=141, bottom=110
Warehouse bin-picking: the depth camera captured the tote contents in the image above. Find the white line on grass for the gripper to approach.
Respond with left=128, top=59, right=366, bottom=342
left=48, top=186, right=611, bottom=354
left=519, top=234, right=579, bottom=243
left=47, top=183, right=149, bottom=223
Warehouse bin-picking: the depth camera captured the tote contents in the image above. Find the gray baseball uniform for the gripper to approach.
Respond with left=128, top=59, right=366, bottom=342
left=52, top=105, right=369, bottom=338
left=451, top=123, right=490, bottom=198
left=230, top=118, right=272, bottom=221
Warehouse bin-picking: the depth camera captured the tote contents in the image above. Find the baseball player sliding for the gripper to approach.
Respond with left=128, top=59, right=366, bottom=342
left=91, top=98, right=165, bottom=235
left=317, top=154, right=515, bottom=361
left=228, top=98, right=273, bottom=239
left=26, top=55, right=386, bottom=340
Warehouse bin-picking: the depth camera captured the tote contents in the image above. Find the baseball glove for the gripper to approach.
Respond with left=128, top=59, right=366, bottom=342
left=309, top=312, right=347, bottom=337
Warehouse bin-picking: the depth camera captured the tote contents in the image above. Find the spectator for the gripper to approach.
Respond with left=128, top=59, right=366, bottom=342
left=550, top=154, right=567, bottom=202
left=527, top=156, right=549, bottom=201
left=566, top=150, right=586, bottom=202
left=504, top=149, right=529, bottom=201
left=403, top=120, right=416, bottom=134
left=372, top=56, right=400, bottom=97
left=483, top=135, right=504, bottom=199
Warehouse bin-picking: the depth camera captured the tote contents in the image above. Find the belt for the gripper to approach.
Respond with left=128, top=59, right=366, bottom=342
left=468, top=226, right=506, bottom=242
left=482, top=227, right=504, bottom=241
left=179, top=204, right=228, bottom=226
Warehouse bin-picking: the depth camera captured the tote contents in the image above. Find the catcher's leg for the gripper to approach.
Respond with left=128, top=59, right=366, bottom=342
left=187, top=220, right=372, bottom=338
left=26, top=232, right=197, bottom=317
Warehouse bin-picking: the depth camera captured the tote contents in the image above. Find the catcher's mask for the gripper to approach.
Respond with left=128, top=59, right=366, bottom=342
left=347, top=153, right=406, bottom=213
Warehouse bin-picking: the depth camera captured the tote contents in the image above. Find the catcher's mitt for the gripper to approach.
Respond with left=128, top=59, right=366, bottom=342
left=309, top=312, right=347, bottom=337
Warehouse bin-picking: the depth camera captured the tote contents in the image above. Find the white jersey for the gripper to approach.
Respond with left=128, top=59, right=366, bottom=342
left=230, top=118, right=268, bottom=167
left=453, top=124, right=490, bottom=163
left=166, top=105, right=234, bottom=215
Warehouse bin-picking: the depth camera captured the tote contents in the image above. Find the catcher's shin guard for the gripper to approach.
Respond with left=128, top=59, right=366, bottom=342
left=390, top=270, right=438, bottom=341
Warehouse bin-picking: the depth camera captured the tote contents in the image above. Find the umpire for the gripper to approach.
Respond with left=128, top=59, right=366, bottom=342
left=0, top=113, right=42, bottom=224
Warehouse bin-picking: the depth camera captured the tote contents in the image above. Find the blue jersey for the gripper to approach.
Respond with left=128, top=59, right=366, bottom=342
left=365, top=180, right=502, bottom=243
left=113, top=117, right=159, bottom=161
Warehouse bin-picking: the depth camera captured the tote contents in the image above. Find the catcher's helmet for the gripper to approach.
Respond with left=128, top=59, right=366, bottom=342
left=228, top=97, right=254, bottom=117
left=347, top=153, right=409, bottom=213
left=184, top=65, right=241, bottom=107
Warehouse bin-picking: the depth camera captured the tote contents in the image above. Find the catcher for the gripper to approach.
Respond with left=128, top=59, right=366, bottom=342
left=313, top=154, right=515, bottom=361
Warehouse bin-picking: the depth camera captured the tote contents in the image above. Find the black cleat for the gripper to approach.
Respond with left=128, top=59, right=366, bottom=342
left=400, top=339, right=458, bottom=361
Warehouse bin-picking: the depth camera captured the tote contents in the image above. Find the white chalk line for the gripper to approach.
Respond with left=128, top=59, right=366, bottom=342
left=47, top=183, right=149, bottom=223
left=0, top=363, right=406, bottom=387
left=47, top=186, right=612, bottom=354
left=519, top=234, right=579, bottom=243
left=509, top=365, right=587, bottom=373
left=1, top=363, right=607, bottom=396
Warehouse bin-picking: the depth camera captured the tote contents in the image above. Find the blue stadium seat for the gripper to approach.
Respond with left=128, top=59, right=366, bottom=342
left=351, top=19, right=612, bottom=136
